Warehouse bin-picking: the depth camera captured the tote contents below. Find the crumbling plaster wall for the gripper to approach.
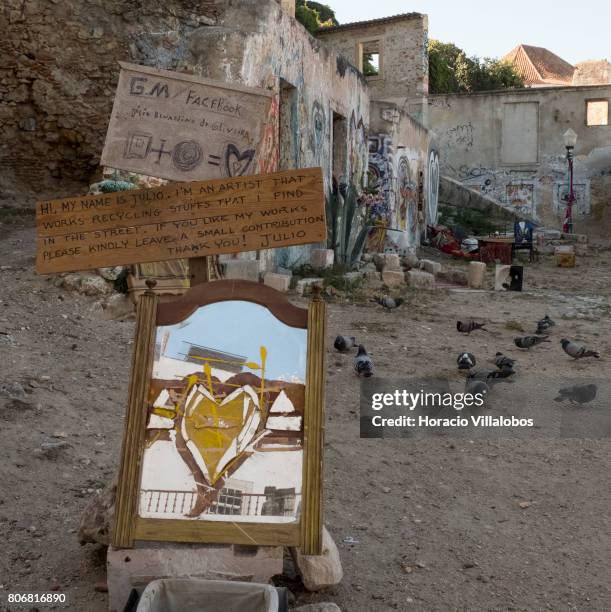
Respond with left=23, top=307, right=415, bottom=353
left=367, top=102, right=433, bottom=252
left=316, top=15, right=429, bottom=124
left=186, top=0, right=370, bottom=265
left=0, top=0, right=218, bottom=203
left=428, top=85, right=611, bottom=230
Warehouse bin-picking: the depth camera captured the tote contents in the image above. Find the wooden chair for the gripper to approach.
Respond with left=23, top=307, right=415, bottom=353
left=513, top=221, right=536, bottom=262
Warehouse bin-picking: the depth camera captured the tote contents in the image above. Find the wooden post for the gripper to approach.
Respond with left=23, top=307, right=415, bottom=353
left=112, top=280, right=158, bottom=548
left=301, top=285, right=326, bottom=555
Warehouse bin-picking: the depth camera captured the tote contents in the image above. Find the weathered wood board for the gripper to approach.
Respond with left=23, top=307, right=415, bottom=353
left=100, top=62, right=274, bottom=182
left=36, top=168, right=325, bottom=274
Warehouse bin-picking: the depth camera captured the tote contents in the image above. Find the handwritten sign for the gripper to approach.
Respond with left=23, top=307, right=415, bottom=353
left=36, top=168, right=326, bottom=274
left=100, top=63, right=274, bottom=182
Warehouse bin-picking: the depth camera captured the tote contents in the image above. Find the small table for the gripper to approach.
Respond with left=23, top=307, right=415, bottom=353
left=475, top=236, right=515, bottom=265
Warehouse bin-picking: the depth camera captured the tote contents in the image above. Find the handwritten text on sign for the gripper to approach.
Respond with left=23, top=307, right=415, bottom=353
left=36, top=168, right=325, bottom=274
left=100, top=63, right=273, bottom=183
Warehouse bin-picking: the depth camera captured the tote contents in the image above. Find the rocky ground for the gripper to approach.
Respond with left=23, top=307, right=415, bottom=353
left=1, top=213, right=610, bottom=611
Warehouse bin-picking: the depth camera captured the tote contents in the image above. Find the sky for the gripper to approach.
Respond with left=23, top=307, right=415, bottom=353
left=160, top=301, right=307, bottom=382
left=328, top=0, right=610, bottom=64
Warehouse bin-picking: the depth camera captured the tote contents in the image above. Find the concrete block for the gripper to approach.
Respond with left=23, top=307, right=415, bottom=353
left=222, top=260, right=259, bottom=282
left=420, top=259, right=442, bottom=276
left=373, top=253, right=401, bottom=272
left=343, top=271, right=362, bottom=283
left=494, top=265, right=512, bottom=291
left=405, top=270, right=434, bottom=289
left=468, top=261, right=487, bottom=289
left=381, top=270, right=405, bottom=286
left=402, top=253, right=420, bottom=270
left=296, top=277, right=324, bottom=295
left=310, top=248, right=334, bottom=269
left=107, top=543, right=283, bottom=612
left=555, top=245, right=575, bottom=267
left=263, top=272, right=291, bottom=292
left=291, top=526, right=343, bottom=592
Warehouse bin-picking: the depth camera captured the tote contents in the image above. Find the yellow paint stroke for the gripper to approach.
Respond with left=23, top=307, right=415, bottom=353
left=151, top=407, right=177, bottom=419
left=259, top=346, right=267, bottom=410
left=184, top=391, right=254, bottom=484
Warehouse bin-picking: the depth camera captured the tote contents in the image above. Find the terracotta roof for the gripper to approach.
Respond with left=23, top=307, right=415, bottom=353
left=316, top=12, right=424, bottom=34
left=502, top=45, right=575, bottom=86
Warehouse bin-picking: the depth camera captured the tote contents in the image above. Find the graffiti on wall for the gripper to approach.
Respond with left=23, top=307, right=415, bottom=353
left=256, top=93, right=280, bottom=175
left=446, top=123, right=474, bottom=151
left=426, top=150, right=440, bottom=225
left=349, top=111, right=367, bottom=187
left=366, top=133, right=426, bottom=251
left=506, top=183, right=535, bottom=212
left=309, top=100, right=326, bottom=162
left=553, top=181, right=590, bottom=216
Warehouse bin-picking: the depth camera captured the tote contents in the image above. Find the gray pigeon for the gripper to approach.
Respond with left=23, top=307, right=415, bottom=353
left=554, top=383, right=597, bottom=405
left=457, top=320, right=488, bottom=334
left=494, top=352, right=515, bottom=369
left=468, top=368, right=514, bottom=385
left=465, top=377, right=490, bottom=399
left=560, top=339, right=600, bottom=359
left=354, top=345, right=374, bottom=377
left=375, top=296, right=404, bottom=311
left=514, top=335, right=550, bottom=349
left=536, top=315, right=556, bottom=335
left=457, top=352, right=476, bottom=370
left=334, top=335, right=357, bottom=352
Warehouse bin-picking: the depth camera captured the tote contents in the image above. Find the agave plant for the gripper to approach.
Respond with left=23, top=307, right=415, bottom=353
left=326, top=184, right=370, bottom=269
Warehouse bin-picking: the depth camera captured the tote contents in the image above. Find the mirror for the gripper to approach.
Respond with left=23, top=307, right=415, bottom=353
left=138, top=300, right=307, bottom=524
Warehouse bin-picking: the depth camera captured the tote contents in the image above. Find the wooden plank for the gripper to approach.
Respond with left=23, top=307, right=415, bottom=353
left=100, top=62, right=273, bottom=183
left=36, top=167, right=326, bottom=274
left=134, top=517, right=300, bottom=547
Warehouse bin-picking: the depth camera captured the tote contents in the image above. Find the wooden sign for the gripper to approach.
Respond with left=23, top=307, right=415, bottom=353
left=100, top=62, right=274, bottom=182
left=36, top=168, right=325, bottom=274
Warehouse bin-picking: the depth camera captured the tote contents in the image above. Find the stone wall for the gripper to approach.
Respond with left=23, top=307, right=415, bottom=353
left=0, top=0, right=218, bottom=204
left=428, top=85, right=611, bottom=230
left=316, top=14, right=429, bottom=123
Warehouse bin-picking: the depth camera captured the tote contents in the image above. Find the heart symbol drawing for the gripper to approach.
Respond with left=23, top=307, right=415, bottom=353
left=224, top=144, right=255, bottom=177
left=181, top=384, right=261, bottom=485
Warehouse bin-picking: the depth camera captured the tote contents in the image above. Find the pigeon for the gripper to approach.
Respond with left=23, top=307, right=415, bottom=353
left=456, top=320, right=489, bottom=334
left=468, top=368, right=514, bottom=385
left=494, top=352, right=515, bottom=369
left=457, top=352, right=476, bottom=370
left=334, top=335, right=357, bottom=352
left=554, top=383, right=598, bottom=405
left=375, top=296, right=404, bottom=311
left=354, top=345, right=374, bottom=377
left=514, top=335, right=550, bottom=349
left=535, top=315, right=556, bottom=335
left=465, top=377, right=490, bottom=399
left=560, top=339, right=600, bottom=359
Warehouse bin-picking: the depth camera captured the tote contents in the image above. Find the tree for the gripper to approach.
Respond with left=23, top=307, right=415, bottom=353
left=428, top=39, right=524, bottom=93
left=296, top=0, right=338, bottom=35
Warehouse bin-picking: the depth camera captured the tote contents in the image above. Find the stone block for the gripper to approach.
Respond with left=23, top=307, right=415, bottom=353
left=296, top=277, right=324, bottom=295
left=291, top=526, right=343, bottom=592
left=494, top=265, right=512, bottom=291
left=343, top=271, right=361, bottom=283
left=381, top=270, right=405, bottom=286
left=373, top=253, right=401, bottom=272
left=555, top=245, right=575, bottom=267
left=437, top=269, right=468, bottom=286
left=103, top=294, right=135, bottom=321
left=310, top=248, right=334, bottom=269
left=420, top=259, right=442, bottom=276
left=222, top=260, right=259, bottom=282
left=107, top=544, right=283, bottom=612
left=263, top=272, right=291, bottom=292
left=468, top=261, right=487, bottom=289
left=402, top=253, right=420, bottom=270
left=405, top=270, right=434, bottom=289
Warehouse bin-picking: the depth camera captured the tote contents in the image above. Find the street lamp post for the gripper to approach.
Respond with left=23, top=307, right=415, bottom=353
left=562, top=128, right=578, bottom=234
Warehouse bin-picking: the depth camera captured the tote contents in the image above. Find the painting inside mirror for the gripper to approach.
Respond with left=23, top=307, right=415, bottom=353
left=139, top=300, right=307, bottom=524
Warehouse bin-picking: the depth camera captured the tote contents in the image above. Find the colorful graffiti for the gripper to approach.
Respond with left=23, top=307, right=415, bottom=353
left=506, top=183, right=535, bottom=212
left=256, top=93, right=279, bottom=174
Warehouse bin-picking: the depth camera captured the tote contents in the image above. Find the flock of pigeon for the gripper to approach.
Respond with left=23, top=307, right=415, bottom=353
left=456, top=313, right=601, bottom=402
left=333, top=294, right=602, bottom=406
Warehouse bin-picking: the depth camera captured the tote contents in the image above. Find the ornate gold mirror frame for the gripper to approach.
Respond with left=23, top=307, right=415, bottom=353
left=112, top=280, right=325, bottom=555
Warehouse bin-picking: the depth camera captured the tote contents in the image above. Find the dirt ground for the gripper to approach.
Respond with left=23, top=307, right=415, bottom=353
left=1, top=215, right=610, bottom=612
